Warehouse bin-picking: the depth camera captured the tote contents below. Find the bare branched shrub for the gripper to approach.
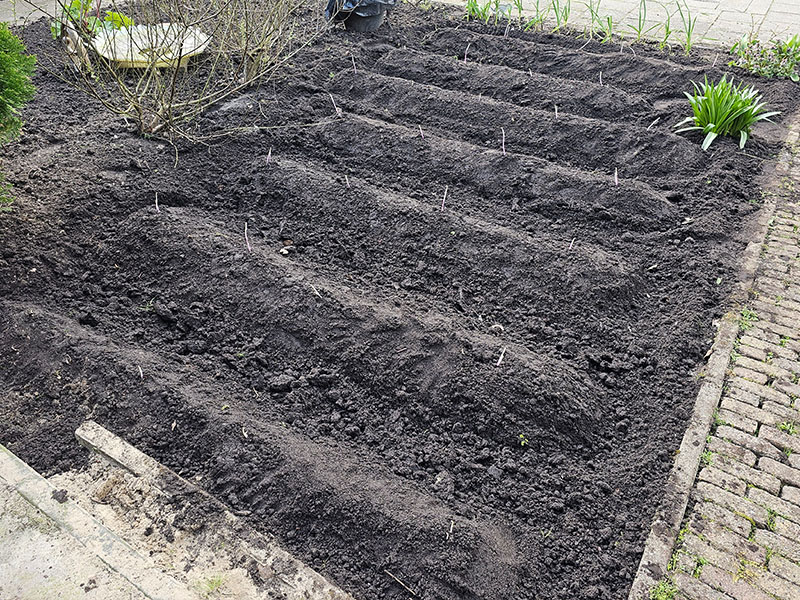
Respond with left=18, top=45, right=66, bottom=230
left=32, top=0, right=324, bottom=139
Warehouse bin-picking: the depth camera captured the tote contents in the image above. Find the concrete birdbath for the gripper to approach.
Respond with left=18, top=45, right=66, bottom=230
left=91, top=23, right=210, bottom=68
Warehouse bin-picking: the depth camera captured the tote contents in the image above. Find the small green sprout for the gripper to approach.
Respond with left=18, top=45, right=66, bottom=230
left=676, top=0, right=697, bottom=55
left=767, top=508, right=777, bottom=531
left=649, top=578, right=678, bottom=600
left=692, top=556, right=708, bottom=578
left=203, top=575, right=225, bottom=596
left=738, top=308, right=759, bottom=331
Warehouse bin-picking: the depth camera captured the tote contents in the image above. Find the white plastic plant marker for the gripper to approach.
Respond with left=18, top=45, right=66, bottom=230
left=92, top=24, right=210, bottom=68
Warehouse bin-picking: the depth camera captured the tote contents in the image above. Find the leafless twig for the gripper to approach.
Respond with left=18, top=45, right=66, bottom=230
left=384, top=570, right=416, bottom=597
left=496, top=346, right=507, bottom=366
left=329, top=93, right=342, bottom=117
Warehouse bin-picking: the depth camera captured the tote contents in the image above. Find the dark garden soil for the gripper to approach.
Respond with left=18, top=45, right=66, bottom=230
left=2, top=6, right=799, bottom=599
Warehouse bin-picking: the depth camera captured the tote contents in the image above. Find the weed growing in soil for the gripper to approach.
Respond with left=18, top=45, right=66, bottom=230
left=659, top=6, right=675, bottom=50
left=730, top=34, right=800, bottom=82
left=675, top=76, right=779, bottom=151
left=649, top=577, right=678, bottom=600
left=511, top=0, right=525, bottom=25
left=0, top=22, right=35, bottom=142
left=738, top=308, right=759, bottom=330
left=598, top=13, right=614, bottom=43
left=202, top=574, right=225, bottom=596
left=778, top=421, right=797, bottom=435
left=0, top=175, right=14, bottom=212
left=766, top=508, right=778, bottom=531
left=523, top=0, right=550, bottom=31
left=691, top=556, right=707, bottom=578
left=584, top=0, right=600, bottom=38
left=465, top=0, right=492, bottom=24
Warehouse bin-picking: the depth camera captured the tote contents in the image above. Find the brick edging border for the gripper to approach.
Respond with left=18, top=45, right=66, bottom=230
left=627, top=119, right=800, bottom=600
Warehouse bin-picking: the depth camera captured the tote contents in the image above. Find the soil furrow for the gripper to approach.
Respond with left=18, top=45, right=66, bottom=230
left=255, top=111, right=680, bottom=234
left=413, top=24, right=800, bottom=117
left=420, top=27, right=710, bottom=99
left=95, top=207, right=604, bottom=435
left=227, top=155, right=643, bottom=343
left=326, top=69, right=703, bottom=179
left=369, top=46, right=654, bottom=120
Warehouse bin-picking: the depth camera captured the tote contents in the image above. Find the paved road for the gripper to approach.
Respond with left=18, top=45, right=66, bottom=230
left=1, top=0, right=57, bottom=25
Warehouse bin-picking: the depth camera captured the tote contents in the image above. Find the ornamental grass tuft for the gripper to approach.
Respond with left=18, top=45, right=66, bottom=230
left=675, top=75, right=778, bottom=151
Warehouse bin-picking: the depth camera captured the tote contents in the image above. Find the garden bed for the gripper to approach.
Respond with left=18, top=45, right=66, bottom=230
left=1, top=6, right=798, bottom=599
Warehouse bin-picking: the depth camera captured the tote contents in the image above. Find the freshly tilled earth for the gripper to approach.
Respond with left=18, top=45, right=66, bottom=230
left=1, top=7, right=797, bottom=599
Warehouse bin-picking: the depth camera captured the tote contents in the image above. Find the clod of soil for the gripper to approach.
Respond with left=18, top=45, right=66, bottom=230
left=1, top=6, right=797, bottom=599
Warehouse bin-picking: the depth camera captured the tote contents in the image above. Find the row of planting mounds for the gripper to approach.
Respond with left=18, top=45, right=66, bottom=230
left=1, top=5, right=798, bottom=599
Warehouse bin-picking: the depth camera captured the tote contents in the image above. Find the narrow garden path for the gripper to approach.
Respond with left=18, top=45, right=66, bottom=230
left=630, top=131, right=800, bottom=599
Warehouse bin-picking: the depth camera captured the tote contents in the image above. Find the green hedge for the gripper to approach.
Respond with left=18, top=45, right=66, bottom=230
left=0, top=22, right=35, bottom=143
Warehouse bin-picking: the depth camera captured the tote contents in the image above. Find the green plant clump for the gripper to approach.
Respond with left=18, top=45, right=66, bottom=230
left=649, top=577, right=678, bottom=600
left=675, top=76, right=779, bottom=151
left=51, top=0, right=133, bottom=40
left=0, top=22, right=35, bottom=144
left=730, top=35, right=800, bottom=82
left=0, top=22, right=35, bottom=213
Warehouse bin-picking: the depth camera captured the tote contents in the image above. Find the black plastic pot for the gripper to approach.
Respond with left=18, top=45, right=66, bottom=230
left=325, top=0, right=395, bottom=32
left=342, top=8, right=387, bottom=32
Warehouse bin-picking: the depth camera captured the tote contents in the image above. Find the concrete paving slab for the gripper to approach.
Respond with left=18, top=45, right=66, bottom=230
left=71, top=421, right=356, bottom=600
left=0, top=444, right=199, bottom=600
left=0, top=479, right=146, bottom=600
left=1, top=427, right=356, bottom=600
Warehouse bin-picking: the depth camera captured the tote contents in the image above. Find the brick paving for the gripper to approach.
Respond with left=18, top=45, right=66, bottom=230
left=663, top=168, right=800, bottom=599
left=554, top=0, right=800, bottom=46
left=441, top=0, right=800, bottom=46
